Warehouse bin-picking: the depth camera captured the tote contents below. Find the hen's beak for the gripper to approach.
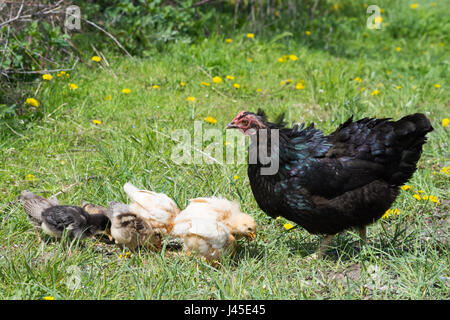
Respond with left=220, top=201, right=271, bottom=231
left=225, top=122, right=238, bottom=129
left=246, top=232, right=256, bottom=241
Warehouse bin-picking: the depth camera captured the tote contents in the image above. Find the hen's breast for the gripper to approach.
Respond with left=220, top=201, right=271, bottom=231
left=248, top=164, right=282, bottom=218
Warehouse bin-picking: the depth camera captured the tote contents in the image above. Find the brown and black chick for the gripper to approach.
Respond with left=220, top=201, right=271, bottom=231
left=20, top=190, right=110, bottom=241
left=105, top=202, right=163, bottom=251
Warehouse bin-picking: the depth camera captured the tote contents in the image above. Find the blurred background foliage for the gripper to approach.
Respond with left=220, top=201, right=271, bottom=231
left=0, top=0, right=449, bottom=124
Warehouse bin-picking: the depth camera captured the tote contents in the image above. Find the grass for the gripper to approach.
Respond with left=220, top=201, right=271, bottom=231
left=0, top=1, right=449, bottom=299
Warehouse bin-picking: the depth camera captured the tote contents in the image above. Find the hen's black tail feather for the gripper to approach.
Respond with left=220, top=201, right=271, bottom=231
left=385, top=113, right=433, bottom=185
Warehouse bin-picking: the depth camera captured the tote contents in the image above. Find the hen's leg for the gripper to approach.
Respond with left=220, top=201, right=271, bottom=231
left=318, top=234, right=335, bottom=257
left=358, top=226, right=367, bottom=243
left=306, top=234, right=335, bottom=260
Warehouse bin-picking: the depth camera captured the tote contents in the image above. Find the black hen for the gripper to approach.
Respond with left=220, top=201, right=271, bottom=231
left=226, top=110, right=433, bottom=256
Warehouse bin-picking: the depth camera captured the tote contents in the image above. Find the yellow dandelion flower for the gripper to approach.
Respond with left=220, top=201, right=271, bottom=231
left=104, top=95, right=112, bottom=101
left=26, top=98, right=39, bottom=107
left=43, top=296, right=55, bottom=300
left=360, top=87, right=366, bottom=92
left=122, top=88, right=131, bottom=94
left=233, top=175, right=240, bottom=180
left=92, top=119, right=102, bottom=125
left=374, top=16, right=383, bottom=24
left=411, top=4, right=418, bottom=9
left=428, top=195, right=439, bottom=203
left=257, top=88, right=262, bottom=92
left=305, top=30, right=311, bottom=36
left=152, top=85, right=160, bottom=89
left=66, top=73, right=70, bottom=78
left=391, top=208, right=400, bottom=215
left=247, top=57, right=253, bottom=62
left=289, top=54, right=298, bottom=61
left=25, top=174, right=36, bottom=181
left=92, top=56, right=101, bottom=62
left=226, top=75, right=235, bottom=80
left=280, top=80, right=286, bottom=86
left=396, top=47, right=402, bottom=52
left=401, top=185, right=412, bottom=191
left=233, top=83, right=240, bottom=89
left=69, top=83, right=78, bottom=90
left=201, top=81, right=210, bottom=87
left=434, top=84, right=440, bottom=88
left=180, top=81, right=186, bottom=86
left=186, top=96, right=196, bottom=102
left=382, top=210, right=390, bottom=219
left=397, top=85, right=402, bottom=89
left=442, top=118, right=449, bottom=128
left=57, top=71, right=66, bottom=77
left=283, top=223, right=294, bottom=230
left=371, top=89, right=380, bottom=96
left=413, top=194, right=421, bottom=200
left=418, top=190, right=425, bottom=193
left=212, top=76, right=223, bottom=84
left=295, top=82, right=305, bottom=90
left=422, top=195, right=429, bottom=200
left=246, top=33, right=255, bottom=39
left=278, top=57, right=286, bottom=63
left=204, top=116, right=217, bottom=124
left=42, top=74, right=53, bottom=81
left=354, top=77, right=363, bottom=83
left=225, top=38, right=233, bottom=43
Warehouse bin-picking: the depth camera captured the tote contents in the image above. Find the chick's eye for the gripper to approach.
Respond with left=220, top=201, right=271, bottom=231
left=241, top=120, right=249, bottom=126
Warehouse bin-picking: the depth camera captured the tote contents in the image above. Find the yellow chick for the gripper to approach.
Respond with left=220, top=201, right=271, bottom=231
left=105, top=202, right=163, bottom=251
left=123, top=182, right=180, bottom=236
left=171, top=197, right=257, bottom=262
left=181, top=197, right=257, bottom=240
left=171, top=215, right=235, bottom=262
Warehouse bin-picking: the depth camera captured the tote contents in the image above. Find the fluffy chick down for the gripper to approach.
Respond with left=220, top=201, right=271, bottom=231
left=171, top=197, right=257, bottom=261
left=123, top=182, right=180, bottom=235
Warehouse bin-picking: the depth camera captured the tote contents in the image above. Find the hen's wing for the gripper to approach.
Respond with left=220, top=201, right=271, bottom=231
left=277, top=114, right=432, bottom=200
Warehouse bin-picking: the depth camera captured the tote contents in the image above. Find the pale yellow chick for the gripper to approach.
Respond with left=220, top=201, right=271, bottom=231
left=181, top=197, right=257, bottom=240
left=171, top=197, right=257, bottom=262
left=123, top=182, right=180, bottom=236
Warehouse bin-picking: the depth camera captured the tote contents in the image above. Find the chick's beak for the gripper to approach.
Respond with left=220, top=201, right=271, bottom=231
left=225, top=122, right=238, bottom=129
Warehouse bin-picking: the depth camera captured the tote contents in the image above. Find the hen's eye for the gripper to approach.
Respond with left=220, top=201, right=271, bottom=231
left=241, top=120, right=249, bottom=126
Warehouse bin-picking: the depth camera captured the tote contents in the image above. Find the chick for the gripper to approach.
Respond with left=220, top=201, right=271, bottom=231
left=123, top=182, right=180, bottom=236
left=105, top=202, right=163, bottom=251
left=171, top=216, right=235, bottom=261
left=171, top=197, right=257, bottom=262
left=81, top=202, right=113, bottom=243
left=20, top=190, right=110, bottom=240
left=180, top=197, right=257, bottom=240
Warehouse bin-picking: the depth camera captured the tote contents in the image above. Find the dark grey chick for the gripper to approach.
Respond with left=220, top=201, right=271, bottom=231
left=20, top=190, right=110, bottom=240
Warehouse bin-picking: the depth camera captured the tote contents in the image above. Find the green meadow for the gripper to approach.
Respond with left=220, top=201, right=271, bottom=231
left=0, top=1, right=448, bottom=299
